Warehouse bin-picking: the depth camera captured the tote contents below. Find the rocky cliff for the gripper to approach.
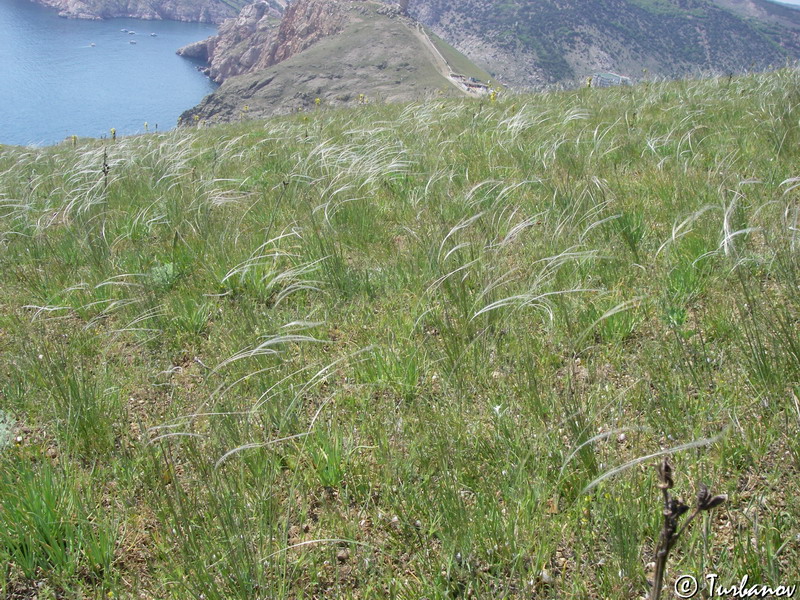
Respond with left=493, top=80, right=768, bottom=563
left=178, top=0, right=341, bottom=82
left=28, top=0, right=252, bottom=23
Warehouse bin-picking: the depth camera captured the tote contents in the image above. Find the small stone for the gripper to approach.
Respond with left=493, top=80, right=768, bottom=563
left=336, top=549, right=349, bottom=563
left=541, top=568, right=554, bottom=584
left=617, top=433, right=627, bottom=443
left=287, top=525, right=301, bottom=545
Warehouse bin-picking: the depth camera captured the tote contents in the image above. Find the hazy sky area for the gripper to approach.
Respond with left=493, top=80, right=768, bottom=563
left=773, top=0, right=800, bottom=5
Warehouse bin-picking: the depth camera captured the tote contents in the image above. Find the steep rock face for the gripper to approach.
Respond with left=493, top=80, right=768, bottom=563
left=268, top=0, right=350, bottom=65
left=179, top=0, right=347, bottom=82
left=404, top=0, right=800, bottom=87
left=29, top=0, right=248, bottom=23
left=178, top=1, right=285, bottom=81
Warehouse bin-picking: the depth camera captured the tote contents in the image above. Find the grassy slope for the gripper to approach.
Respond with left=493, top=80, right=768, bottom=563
left=2, top=69, right=800, bottom=598
left=427, top=29, right=493, bottom=82
left=183, top=5, right=475, bottom=123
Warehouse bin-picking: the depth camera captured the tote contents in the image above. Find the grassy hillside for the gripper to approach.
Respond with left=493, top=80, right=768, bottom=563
left=427, top=29, right=493, bottom=82
left=2, top=69, right=800, bottom=598
left=182, top=3, right=476, bottom=123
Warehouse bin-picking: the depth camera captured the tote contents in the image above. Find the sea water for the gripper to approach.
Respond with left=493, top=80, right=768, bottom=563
left=0, top=0, right=218, bottom=146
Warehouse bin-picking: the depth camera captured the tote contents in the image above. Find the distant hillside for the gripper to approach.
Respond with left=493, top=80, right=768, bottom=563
left=405, top=0, right=800, bottom=86
left=180, top=0, right=490, bottom=123
left=27, top=0, right=283, bottom=23
left=720, top=0, right=800, bottom=25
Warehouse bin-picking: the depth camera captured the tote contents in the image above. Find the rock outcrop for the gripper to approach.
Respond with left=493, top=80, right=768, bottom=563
left=178, top=0, right=346, bottom=83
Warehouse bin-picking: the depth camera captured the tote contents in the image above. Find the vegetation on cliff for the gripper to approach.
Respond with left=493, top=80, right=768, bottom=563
left=407, top=0, right=800, bottom=85
left=1, top=68, right=800, bottom=598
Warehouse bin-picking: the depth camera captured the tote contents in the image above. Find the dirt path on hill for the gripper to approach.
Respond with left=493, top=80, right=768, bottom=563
left=405, top=22, right=470, bottom=96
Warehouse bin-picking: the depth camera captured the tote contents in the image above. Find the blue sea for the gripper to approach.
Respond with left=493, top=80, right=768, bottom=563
left=0, top=0, right=218, bottom=146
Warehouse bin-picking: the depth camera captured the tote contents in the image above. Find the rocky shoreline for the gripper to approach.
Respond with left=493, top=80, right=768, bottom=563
left=27, top=0, right=243, bottom=24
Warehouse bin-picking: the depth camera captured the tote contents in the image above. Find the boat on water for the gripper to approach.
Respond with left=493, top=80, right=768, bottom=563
left=90, top=42, right=96, bottom=46
left=121, top=28, right=127, bottom=32
left=128, top=31, right=136, bottom=35
left=129, top=40, right=137, bottom=44
left=150, top=33, right=157, bottom=37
